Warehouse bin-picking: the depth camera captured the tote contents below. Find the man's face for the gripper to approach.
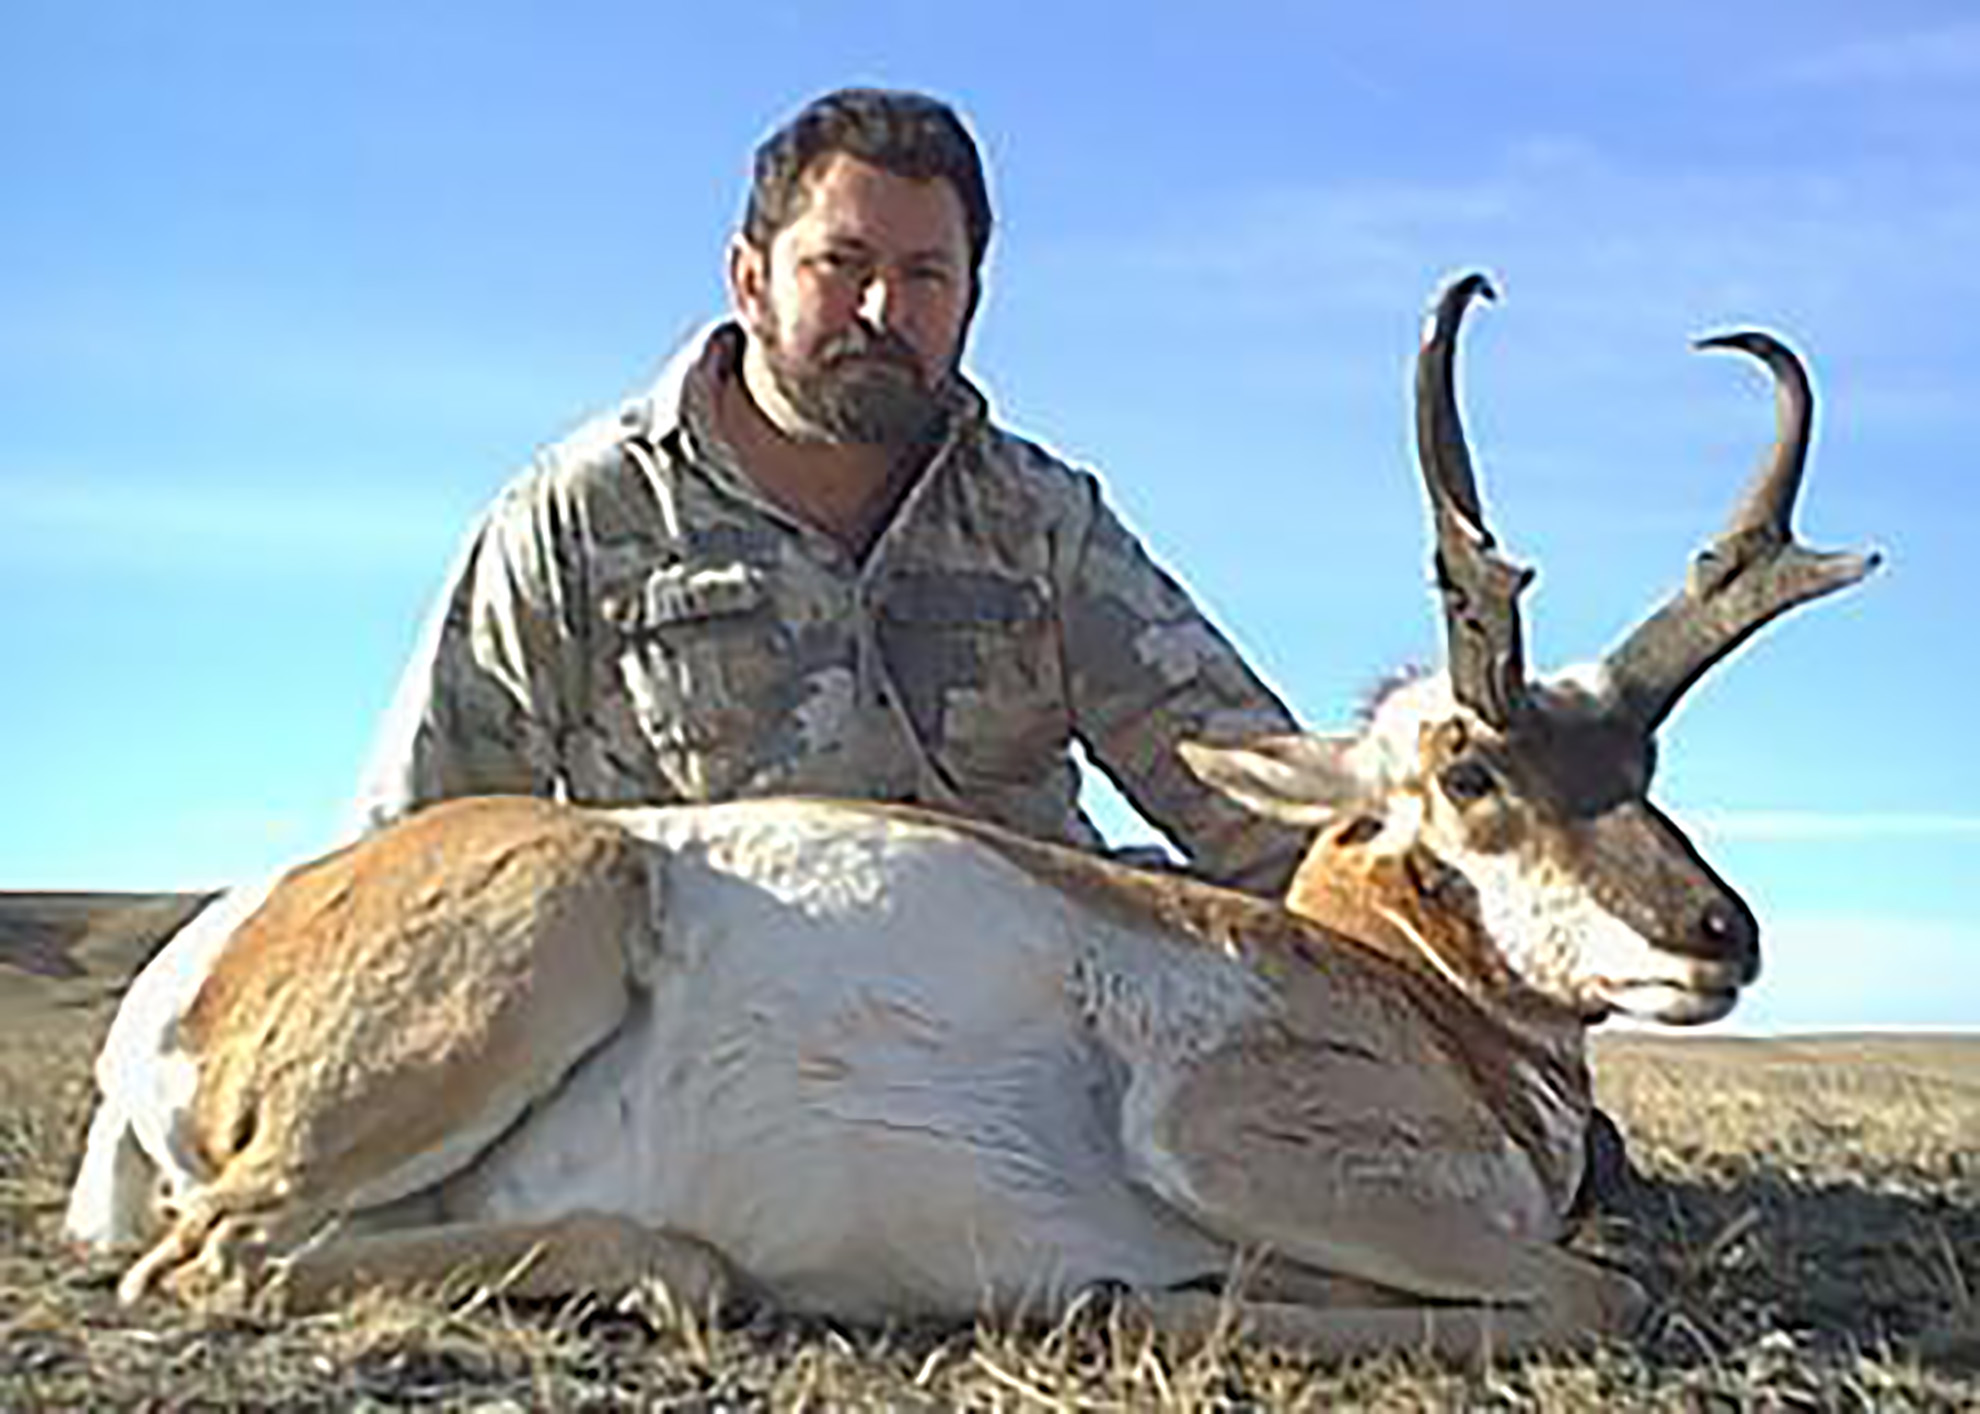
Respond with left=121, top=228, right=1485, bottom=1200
left=731, top=153, right=975, bottom=446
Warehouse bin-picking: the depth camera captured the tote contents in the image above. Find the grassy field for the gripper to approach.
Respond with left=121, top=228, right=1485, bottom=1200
left=3, top=896, right=1977, bottom=1409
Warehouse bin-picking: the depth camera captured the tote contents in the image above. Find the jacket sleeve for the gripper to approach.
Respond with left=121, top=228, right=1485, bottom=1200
left=348, top=470, right=587, bottom=834
left=1060, top=480, right=1312, bottom=895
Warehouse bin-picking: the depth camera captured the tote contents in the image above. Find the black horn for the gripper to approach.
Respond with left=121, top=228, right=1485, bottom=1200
left=1599, top=332, right=1881, bottom=735
left=1416, top=273, right=1534, bottom=728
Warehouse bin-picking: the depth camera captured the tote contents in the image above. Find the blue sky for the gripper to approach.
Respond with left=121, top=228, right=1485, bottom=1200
left=2, top=3, right=1973, bottom=1031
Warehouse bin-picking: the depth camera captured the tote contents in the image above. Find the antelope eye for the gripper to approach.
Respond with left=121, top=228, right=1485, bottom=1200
left=1439, top=758, right=1498, bottom=803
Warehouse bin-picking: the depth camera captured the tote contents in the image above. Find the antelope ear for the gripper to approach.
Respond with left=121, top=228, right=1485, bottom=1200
left=1178, top=733, right=1370, bottom=825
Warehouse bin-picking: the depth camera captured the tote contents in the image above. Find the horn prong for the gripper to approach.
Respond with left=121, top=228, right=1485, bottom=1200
left=1600, top=331, right=1880, bottom=733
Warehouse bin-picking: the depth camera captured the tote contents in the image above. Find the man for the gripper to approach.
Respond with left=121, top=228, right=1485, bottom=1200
left=354, top=87, right=1308, bottom=894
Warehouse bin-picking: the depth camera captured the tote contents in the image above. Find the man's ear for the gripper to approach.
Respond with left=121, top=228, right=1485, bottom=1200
left=727, top=234, right=770, bottom=325
left=1178, top=733, right=1369, bottom=826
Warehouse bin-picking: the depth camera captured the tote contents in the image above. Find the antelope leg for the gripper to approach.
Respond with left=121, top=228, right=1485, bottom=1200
left=1128, top=1034, right=1642, bottom=1344
left=267, top=1212, right=743, bottom=1316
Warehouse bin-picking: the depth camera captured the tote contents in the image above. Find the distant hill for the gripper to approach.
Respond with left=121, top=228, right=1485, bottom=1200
left=0, top=892, right=214, bottom=1037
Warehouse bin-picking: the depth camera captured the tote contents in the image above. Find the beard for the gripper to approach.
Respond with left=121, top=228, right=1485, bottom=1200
left=756, top=320, right=953, bottom=448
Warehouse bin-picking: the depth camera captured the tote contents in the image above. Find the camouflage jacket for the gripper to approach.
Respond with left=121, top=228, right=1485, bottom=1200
left=354, top=324, right=1308, bottom=893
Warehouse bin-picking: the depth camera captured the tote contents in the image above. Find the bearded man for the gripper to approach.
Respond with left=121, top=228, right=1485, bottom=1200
left=355, top=87, right=1308, bottom=894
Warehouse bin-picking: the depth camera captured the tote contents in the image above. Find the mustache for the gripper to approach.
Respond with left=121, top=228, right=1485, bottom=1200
left=818, top=323, right=923, bottom=372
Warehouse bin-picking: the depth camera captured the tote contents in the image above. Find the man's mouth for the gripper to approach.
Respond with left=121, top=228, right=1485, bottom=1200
left=821, top=326, right=924, bottom=375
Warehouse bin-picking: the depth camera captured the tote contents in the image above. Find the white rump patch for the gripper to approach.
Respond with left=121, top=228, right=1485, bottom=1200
left=65, top=871, right=289, bottom=1249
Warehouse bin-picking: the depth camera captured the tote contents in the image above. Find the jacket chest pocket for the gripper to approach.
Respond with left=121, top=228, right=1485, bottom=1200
left=875, top=572, right=1066, bottom=779
left=603, top=561, right=792, bottom=761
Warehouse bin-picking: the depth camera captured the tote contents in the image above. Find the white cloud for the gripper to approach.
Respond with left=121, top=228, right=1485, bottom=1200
left=0, top=469, right=465, bottom=574
left=1720, top=913, right=1980, bottom=1032
left=1776, top=22, right=1980, bottom=87
left=0, top=276, right=650, bottom=452
left=5, top=803, right=326, bottom=893
left=1080, top=134, right=1980, bottom=354
left=1689, top=810, right=1980, bottom=844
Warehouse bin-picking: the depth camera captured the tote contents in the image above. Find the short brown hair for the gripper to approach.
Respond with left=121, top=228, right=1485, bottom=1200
left=742, top=88, right=993, bottom=279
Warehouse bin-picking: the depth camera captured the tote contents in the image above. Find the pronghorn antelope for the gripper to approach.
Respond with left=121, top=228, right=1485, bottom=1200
left=66, top=275, right=1876, bottom=1359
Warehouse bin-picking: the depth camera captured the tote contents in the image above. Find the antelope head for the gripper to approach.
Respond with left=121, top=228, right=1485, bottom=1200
left=1187, top=274, right=1880, bottom=1026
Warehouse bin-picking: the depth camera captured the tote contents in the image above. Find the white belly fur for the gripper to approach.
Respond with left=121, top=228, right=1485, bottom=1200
left=438, top=802, right=1234, bottom=1319
left=65, top=872, right=285, bottom=1249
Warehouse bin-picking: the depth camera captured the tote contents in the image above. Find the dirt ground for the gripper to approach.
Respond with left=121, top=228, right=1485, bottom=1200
left=3, top=893, right=1977, bottom=1409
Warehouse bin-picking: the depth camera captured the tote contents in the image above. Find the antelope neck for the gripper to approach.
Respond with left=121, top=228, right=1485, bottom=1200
left=1283, top=835, right=1594, bottom=1211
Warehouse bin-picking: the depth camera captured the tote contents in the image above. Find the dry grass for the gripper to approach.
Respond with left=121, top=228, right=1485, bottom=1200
left=4, top=913, right=1978, bottom=1408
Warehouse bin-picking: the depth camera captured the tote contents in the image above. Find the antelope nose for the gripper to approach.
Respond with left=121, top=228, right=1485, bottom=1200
left=1697, top=897, right=1760, bottom=982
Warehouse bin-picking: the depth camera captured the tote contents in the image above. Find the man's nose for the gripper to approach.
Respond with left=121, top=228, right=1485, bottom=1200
left=858, top=276, right=897, bottom=329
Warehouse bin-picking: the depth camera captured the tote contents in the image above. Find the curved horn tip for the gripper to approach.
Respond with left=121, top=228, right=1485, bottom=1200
left=1692, top=329, right=1800, bottom=367
left=1442, top=271, right=1499, bottom=315
left=1424, top=272, right=1499, bottom=347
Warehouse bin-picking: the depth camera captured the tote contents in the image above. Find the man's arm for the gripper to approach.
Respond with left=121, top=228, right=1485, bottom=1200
left=1061, top=486, right=1313, bottom=895
left=350, top=474, right=583, bottom=833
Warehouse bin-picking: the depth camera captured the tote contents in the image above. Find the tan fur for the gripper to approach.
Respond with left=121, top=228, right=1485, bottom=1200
left=269, top=1212, right=738, bottom=1316
left=934, top=807, right=1590, bottom=1212
left=121, top=797, right=656, bottom=1305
